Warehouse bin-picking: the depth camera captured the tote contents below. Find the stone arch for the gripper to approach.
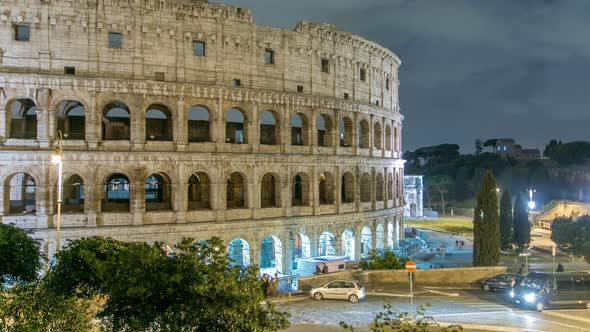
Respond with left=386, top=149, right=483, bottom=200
left=387, top=172, right=393, bottom=200
left=260, top=172, right=280, bottom=208
left=260, top=110, right=280, bottom=145
left=341, top=171, right=355, bottom=203
left=361, top=226, right=372, bottom=259
left=292, top=172, right=310, bottom=206
left=145, top=172, right=172, bottom=211
left=228, top=238, right=251, bottom=267
left=385, top=125, right=392, bottom=151
left=373, top=122, right=382, bottom=149
left=376, top=172, right=384, bottom=202
left=360, top=172, right=372, bottom=203
left=318, top=171, right=335, bottom=205
left=226, top=172, right=246, bottom=209
left=260, top=235, right=283, bottom=275
left=225, top=107, right=247, bottom=144
left=291, top=112, right=309, bottom=146
left=4, top=172, right=36, bottom=214
left=293, top=233, right=311, bottom=271
left=316, top=113, right=333, bottom=147
left=187, top=105, right=211, bottom=143
left=339, top=116, right=353, bottom=147
left=387, top=218, right=395, bottom=249
left=62, top=174, right=84, bottom=213
left=102, top=173, right=131, bottom=212
left=318, top=231, right=336, bottom=256
left=56, top=100, right=85, bottom=140
left=187, top=172, right=211, bottom=210
left=376, top=222, right=385, bottom=254
left=145, top=104, right=173, bottom=141
left=358, top=119, right=370, bottom=149
left=102, top=101, right=130, bottom=141
left=341, top=229, right=356, bottom=261
left=7, top=98, right=37, bottom=139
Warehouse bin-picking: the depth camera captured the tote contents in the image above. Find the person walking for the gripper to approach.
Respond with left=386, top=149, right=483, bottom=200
left=556, top=263, right=565, bottom=272
left=321, top=263, right=329, bottom=274
left=261, top=274, right=269, bottom=298
left=517, top=263, right=525, bottom=275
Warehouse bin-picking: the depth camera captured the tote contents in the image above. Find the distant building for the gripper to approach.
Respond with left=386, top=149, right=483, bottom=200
left=404, top=176, right=424, bottom=218
left=492, top=138, right=540, bottom=161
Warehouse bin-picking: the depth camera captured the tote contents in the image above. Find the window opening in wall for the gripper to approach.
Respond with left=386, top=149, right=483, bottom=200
left=154, top=72, right=165, bottom=81
left=64, top=67, right=76, bottom=75
left=145, top=173, right=172, bottom=211
left=339, top=117, right=352, bottom=147
left=360, top=68, right=366, bottom=81
left=63, top=174, right=84, bottom=213
left=386, top=78, right=390, bottom=90
left=297, top=85, right=304, bottom=93
left=344, top=93, right=349, bottom=100
left=188, top=173, right=211, bottom=210
left=14, top=25, right=30, bottom=41
left=232, top=79, right=241, bottom=87
left=375, top=100, right=379, bottom=106
left=265, top=49, right=274, bottom=64
left=102, top=173, right=130, bottom=212
left=227, top=172, right=246, bottom=209
left=57, top=101, right=85, bottom=140
left=9, top=99, right=37, bottom=139
left=8, top=172, right=36, bottom=214
left=193, top=40, right=206, bottom=56
left=108, top=32, right=122, bottom=49
left=291, top=114, right=304, bottom=145
left=226, top=108, right=245, bottom=144
left=145, top=104, right=172, bottom=141
left=316, top=114, right=332, bottom=147
left=321, top=58, right=330, bottom=73
left=187, top=106, right=211, bottom=143
left=260, top=111, right=278, bottom=145
left=261, top=173, right=279, bottom=208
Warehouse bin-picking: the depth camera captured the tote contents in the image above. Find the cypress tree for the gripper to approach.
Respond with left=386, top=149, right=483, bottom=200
left=473, top=170, right=501, bottom=266
left=513, top=194, right=530, bottom=248
left=499, top=189, right=513, bottom=250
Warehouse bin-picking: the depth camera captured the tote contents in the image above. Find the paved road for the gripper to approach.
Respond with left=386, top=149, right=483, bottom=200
left=278, top=286, right=590, bottom=332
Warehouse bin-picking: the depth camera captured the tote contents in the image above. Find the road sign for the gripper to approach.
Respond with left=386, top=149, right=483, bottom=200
left=518, top=252, right=531, bottom=257
left=406, top=261, right=417, bottom=272
left=552, top=246, right=556, bottom=257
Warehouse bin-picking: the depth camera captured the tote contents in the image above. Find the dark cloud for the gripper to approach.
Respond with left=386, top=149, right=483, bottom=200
left=217, top=0, right=590, bottom=152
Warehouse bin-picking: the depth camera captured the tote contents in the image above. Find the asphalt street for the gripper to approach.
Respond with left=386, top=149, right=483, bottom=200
left=278, top=286, right=590, bottom=332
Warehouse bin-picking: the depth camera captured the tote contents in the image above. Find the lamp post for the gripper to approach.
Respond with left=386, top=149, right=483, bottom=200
left=51, top=130, right=64, bottom=254
left=527, top=188, right=536, bottom=227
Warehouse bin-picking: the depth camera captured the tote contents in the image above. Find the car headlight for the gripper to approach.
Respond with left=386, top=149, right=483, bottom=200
left=509, top=290, right=515, bottom=298
left=524, top=293, right=536, bottom=303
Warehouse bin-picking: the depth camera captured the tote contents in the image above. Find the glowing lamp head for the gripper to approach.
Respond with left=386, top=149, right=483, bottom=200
left=528, top=201, right=536, bottom=210
left=51, top=154, right=62, bottom=164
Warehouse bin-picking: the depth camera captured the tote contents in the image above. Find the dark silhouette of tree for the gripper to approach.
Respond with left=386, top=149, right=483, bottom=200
left=499, top=189, right=513, bottom=250
left=473, top=170, right=500, bottom=266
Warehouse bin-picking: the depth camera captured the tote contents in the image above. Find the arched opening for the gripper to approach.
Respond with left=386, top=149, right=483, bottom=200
left=358, top=119, right=370, bottom=149
left=394, top=126, right=400, bottom=152
left=9, top=99, right=37, bottom=139
left=318, top=231, right=335, bottom=256
left=341, top=172, right=355, bottom=203
left=260, top=235, right=282, bottom=276
left=187, top=172, right=210, bottom=210
left=387, top=173, right=393, bottom=200
left=102, top=173, right=130, bottom=212
left=291, top=113, right=308, bottom=146
left=396, top=172, right=401, bottom=202
left=7, top=172, right=36, bottom=214
left=226, top=172, right=245, bottom=209
left=260, top=111, right=279, bottom=145
left=376, top=173, right=384, bottom=202
left=62, top=174, right=84, bottom=213
left=261, top=173, right=280, bottom=208
left=225, top=108, right=246, bottom=144
left=292, top=173, right=310, bottom=206
left=373, top=122, right=382, bottom=149
left=361, top=226, right=372, bottom=259
left=293, top=233, right=311, bottom=271
left=145, top=173, right=172, bottom=211
left=318, top=172, right=335, bottom=205
left=385, top=125, right=392, bottom=151
left=187, top=106, right=211, bottom=143
left=145, top=104, right=172, bottom=141
left=56, top=101, right=85, bottom=140
left=342, top=229, right=356, bottom=261
left=228, top=238, right=250, bottom=267
left=360, top=172, right=372, bottom=203
left=102, top=102, right=130, bottom=140
left=376, top=223, right=385, bottom=254
left=316, top=114, right=333, bottom=147
left=339, top=117, right=353, bottom=147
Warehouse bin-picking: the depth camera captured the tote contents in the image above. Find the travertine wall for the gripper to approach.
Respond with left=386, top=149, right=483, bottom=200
left=0, top=0, right=405, bottom=274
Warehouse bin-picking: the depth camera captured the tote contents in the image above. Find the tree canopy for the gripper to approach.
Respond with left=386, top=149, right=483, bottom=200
left=513, top=194, right=530, bottom=248
left=551, top=216, right=590, bottom=263
left=499, top=189, right=513, bottom=250
left=473, top=170, right=500, bottom=266
left=0, top=224, right=41, bottom=287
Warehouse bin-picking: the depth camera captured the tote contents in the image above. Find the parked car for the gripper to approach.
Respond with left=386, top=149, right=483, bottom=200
left=310, top=279, right=365, bottom=303
left=481, top=273, right=524, bottom=291
left=510, top=272, right=590, bottom=311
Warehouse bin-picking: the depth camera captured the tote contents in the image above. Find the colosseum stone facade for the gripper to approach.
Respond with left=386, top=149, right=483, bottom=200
left=0, top=0, right=405, bottom=275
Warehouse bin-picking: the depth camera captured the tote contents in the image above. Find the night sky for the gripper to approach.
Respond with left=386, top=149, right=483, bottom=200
left=218, top=0, right=590, bottom=153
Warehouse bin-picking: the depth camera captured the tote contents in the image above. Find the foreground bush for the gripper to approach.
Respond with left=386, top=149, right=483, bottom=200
left=360, top=250, right=409, bottom=270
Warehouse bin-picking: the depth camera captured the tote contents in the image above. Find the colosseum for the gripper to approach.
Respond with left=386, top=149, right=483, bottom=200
left=0, top=0, right=405, bottom=276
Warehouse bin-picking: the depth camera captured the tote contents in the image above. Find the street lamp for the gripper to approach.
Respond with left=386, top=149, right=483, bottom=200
left=51, top=130, right=64, bottom=254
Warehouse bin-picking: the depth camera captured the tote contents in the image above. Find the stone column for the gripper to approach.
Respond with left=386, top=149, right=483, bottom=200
left=281, top=105, right=290, bottom=154
left=131, top=103, right=145, bottom=151
left=354, top=227, right=362, bottom=262
left=281, top=233, right=294, bottom=275
left=0, top=184, right=5, bottom=216
left=334, top=233, right=342, bottom=257
left=371, top=168, right=376, bottom=210
left=310, top=111, right=318, bottom=152
left=0, top=94, right=6, bottom=142
left=310, top=228, right=319, bottom=257
left=250, top=103, right=258, bottom=153
left=86, top=92, right=99, bottom=149
left=215, top=99, right=224, bottom=149
left=175, top=98, right=187, bottom=151
left=352, top=112, right=358, bottom=155
left=176, top=182, right=188, bottom=223
left=131, top=167, right=145, bottom=225
left=85, top=183, right=97, bottom=227
left=48, top=109, right=56, bottom=141
left=369, top=114, right=374, bottom=157
left=37, top=88, right=51, bottom=148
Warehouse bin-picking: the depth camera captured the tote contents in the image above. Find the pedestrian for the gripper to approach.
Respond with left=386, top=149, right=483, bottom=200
left=510, top=276, right=516, bottom=288
left=455, top=240, right=459, bottom=247
left=321, top=263, right=329, bottom=274
left=557, top=263, right=565, bottom=272
left=271, top=273, right=279, bottom=297
left=261, top=274, right=269, bottom=297
left=315, top=264, right=322, bottom=275
left=517, top=264, right=525, bottom=275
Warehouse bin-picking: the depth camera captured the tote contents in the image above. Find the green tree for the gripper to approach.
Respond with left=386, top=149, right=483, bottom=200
left=0, top=224, right=42, bottom=287
left=473, top=170, right=500, bottom=266
left=550, top=216, right=575, bottom=248
left=499, top=189, right=513, bottom=250
left=425, top=175, right=454, bottom=215
left=46, top=236, right=290, bottom=332
left=360, top=250, right=409, bottom=270
left=513, top=194, right=530, bottom=248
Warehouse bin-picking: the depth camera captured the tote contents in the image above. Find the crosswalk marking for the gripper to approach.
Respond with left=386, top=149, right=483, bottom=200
left=543, top=311, right=590, bottom=325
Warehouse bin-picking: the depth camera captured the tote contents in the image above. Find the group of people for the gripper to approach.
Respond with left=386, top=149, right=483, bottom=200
left=261, top=273, right=279, bottom=298
left=455, top=240, right=465, bottom=248
left=315, top=263, right=329, bottom=275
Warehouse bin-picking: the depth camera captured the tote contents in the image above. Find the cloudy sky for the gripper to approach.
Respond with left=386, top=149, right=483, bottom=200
left=218, top=0, right=590, bottom=153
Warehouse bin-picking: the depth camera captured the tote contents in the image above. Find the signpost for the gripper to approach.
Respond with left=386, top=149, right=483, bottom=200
left=406, top=261, right=417, bottom=305
left=518, top=252, right=531, bottom=274
left=552, top=246, right=556, bottom=272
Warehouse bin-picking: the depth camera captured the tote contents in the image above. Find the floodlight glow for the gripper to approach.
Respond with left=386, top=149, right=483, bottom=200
left=51, top=154, right=62, bottom=164
left=528, top=201, right=536, bottom=209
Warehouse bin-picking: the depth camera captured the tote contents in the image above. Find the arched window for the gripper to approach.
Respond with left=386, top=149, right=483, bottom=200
left=102, top=173, right=130, bottom=212
left=63, top=174, right=84, bottom=213
left=387, top=173, right=393, bottom=200
left=187, top=106, right=211, bottom=143
left=318, top=172, right=335, bottom=205
left=373, top=122, right=382, bottom=149
left=145, top=104, right=172, bottom=141
left=318, top=231, right=335, bottom=256
left=9, top=99, right=37, bottom=139
left=188, top=172, right=210, bottom=210
left=145, top=173, right=172, bottom=211
left=361, top=226, right=372, bottom=259
left=226, top=172, right=246, bottom=209
left=394, top=126, right=400, bottom=152
left=260, top=111, right=279, bottom=145
left=228, top=238, right=251, bottom=267
left=385, top=125, right=392, bottom=151
left=260, top=235, right=282, bottom=276
left=57, top=101, right=85, bottom=140
left=339, top=117, right=353, bottom=147
left=291, top=113, right=308, bottom=146
left=7, top=172, right=36, bottom=214
left=293, top=233, right=311, bottom=271
left=359, top=119, right=370, bottom=149
left=292, top=173, right=309, bottom=206
left=261, top=173, right=280, bottom=208
left=341, top=172, right=354, bottom=203
left=376, top=223, right=385, bottom=254
left=376, top=173, right=384, bottom=202
left=226, top=108, right=246, bottom=144
left=360, top=172, right=371, bottom=203
left=102, top=102, right=130, bottom=140
left=342, top=229, right=356, bottom=261
left=316, top=114, right=333, bottom=147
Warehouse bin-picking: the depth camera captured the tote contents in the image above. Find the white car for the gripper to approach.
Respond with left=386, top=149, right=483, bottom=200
left=310, top=279, right=366, bottom=303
